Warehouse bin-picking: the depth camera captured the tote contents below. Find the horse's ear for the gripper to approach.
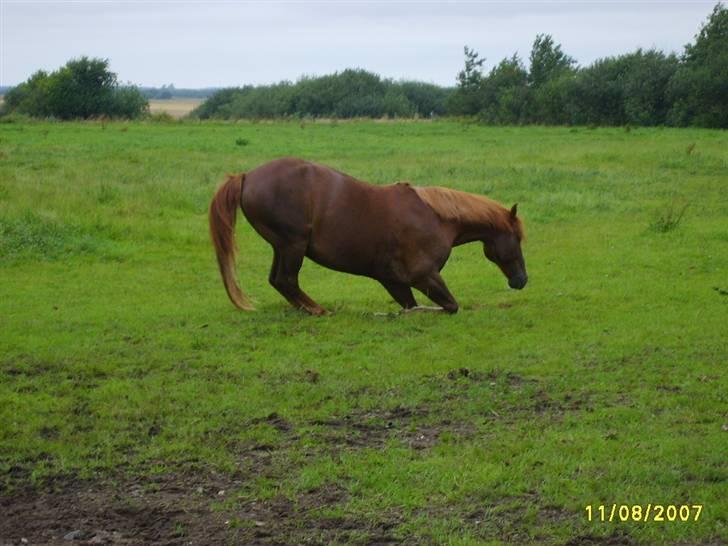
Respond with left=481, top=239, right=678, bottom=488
left=510, top=204, right=518, bottom=219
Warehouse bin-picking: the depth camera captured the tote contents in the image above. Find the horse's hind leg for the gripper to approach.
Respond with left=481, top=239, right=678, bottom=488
left=379, top=280, right=418, bottom=310
left=413, top=272, right=459, bottom=314
left=270, top=244, right=327, bottom=316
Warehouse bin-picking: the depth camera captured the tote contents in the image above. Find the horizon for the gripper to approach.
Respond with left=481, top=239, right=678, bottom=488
left=0, top=1, right=719, bottom=89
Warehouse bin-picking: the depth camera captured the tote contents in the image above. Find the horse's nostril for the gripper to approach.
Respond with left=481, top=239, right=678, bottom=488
left=509, top=275, right=527, bottom=290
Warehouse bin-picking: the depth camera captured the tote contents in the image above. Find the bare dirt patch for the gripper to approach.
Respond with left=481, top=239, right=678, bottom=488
left=0, top=473, right=404, bottom=546
left=0, top=472, right=231, bottom=545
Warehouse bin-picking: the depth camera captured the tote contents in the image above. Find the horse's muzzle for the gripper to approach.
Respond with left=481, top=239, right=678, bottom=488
left=508, top=274, right=528, bottom=290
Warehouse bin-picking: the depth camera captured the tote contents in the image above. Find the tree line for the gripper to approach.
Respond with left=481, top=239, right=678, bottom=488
left=195, top=2, right=725, bottom=128
left=190, top=71, right=450, bottom=119
left=448, top=3, right=726, bottom=128
left=1, top=2, right=725, bottom=127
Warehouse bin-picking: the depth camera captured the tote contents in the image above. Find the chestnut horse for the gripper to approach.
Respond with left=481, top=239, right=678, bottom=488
left=209, top=158, right=526, bottom=315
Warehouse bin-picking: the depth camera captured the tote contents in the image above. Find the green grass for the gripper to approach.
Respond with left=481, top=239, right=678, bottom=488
left=1, top=120, right=726, bottom=544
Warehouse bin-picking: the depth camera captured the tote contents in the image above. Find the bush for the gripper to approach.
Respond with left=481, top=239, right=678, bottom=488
left=194, top=69, right=421, bottom=120
left=398, top=81, right=453, bottom=116
left=4, top=57, right=148, bottom=120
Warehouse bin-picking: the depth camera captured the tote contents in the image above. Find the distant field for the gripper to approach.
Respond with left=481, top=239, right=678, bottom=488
left=0, top=121, right=726, bottom=544
left=148, top=97, right=203, bottom=118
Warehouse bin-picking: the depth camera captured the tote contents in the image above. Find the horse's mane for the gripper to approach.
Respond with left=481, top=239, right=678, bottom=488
left=412, top=185, right=525, bottom=240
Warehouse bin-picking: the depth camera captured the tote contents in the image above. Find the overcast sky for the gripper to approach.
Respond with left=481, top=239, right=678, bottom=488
left=0, top=1, right=718, bottom=88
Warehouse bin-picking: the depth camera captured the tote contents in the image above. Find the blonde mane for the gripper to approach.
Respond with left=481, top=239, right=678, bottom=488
left=412, top=185, right=525, bottom=239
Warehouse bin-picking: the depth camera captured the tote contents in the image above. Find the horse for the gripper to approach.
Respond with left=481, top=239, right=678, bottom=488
left=209, top=157, right=527, bottom=315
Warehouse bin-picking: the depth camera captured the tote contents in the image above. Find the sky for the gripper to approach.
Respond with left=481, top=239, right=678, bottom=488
left=0, top=1, right=718, bottom=88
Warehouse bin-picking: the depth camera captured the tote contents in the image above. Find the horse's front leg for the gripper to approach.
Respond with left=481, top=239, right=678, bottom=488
left=379, top=280, right=418, bottom=310
left=412, top=272, right=459, bottom=314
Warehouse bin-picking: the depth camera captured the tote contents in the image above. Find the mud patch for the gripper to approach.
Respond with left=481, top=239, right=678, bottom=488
left=0, top=474, right=398, bottom=546
left=0, top=472, right=232, bottom=545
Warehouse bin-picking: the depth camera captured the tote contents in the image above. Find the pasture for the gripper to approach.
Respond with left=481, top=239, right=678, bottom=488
left=0, top=120, right=726, bottom=545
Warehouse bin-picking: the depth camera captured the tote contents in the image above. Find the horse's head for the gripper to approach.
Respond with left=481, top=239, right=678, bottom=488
left=483, top=204, right=527, bottom=290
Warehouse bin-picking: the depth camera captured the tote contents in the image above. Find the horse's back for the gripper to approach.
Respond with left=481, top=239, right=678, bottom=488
left=241, top=157, right=377, bottom=234
left=240, top=158, right=451, bottom=281
left=240, top=158, right=338, bottom=237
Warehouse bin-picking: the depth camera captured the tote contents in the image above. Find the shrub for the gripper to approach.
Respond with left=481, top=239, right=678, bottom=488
left=4, top=57, right=148, bottom=120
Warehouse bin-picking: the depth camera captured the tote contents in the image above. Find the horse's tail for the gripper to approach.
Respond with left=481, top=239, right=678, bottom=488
left=209, top=173, right=255, bottom=311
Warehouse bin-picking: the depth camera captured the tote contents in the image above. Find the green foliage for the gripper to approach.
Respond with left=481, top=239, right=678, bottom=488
left=527, top=34, right=578, bottom=124
left=189, top=87, right=240, bottom=119
left=398, top=81, right=452, bottom=116
left=4, top=57, right=148, bottom=120
left=528, top=34, right=576, bottom=89
left=667, top=2, right=728, bottom=127
left=3, top=70, right=53, bottom=117
left=622, top=50, right=679, bottom=126
left=565, top=50, right=678, bottom=126
left=451, top=3, right=726, bottom=128
left=448, top=46, right=486, bottom=115
left=110, top=86, right=150, bottom=119
left=569, top=55, right=631, bottom=126
left=192, top=69, right=436, bottom=120
left=478, top=54, right=530, bottom=124
left=46, top=57, right=116, bottom=119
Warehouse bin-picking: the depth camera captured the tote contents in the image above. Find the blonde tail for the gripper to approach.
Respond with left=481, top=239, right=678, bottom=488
left=208, top=173, right=255, bottom=310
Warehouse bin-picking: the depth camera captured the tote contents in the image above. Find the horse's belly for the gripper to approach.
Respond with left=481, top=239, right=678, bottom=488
left=306, top=236, right=384, bottom=277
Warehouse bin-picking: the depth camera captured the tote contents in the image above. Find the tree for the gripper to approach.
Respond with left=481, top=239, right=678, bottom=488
left=479, top=54, right=530, bottom=124
left=3, top=70, right=52, bottom=117
left=528, top=34, right=576, bottom=88
left=527, top=35, right=577, bottom=124
left=47, top=57, right=117, bottom=118
left=3, top=57, right=147, bottom=119
left=667, top=2, right=728, bottom=127
left=448, top=46, right=486, bottom=115
left=566, top=55, right=632, bottom=125
left=398, top=81, right=452, bottom=116
left=622, top=49, right=678, bottom=126
left=457, top=46, right=485, bottom=89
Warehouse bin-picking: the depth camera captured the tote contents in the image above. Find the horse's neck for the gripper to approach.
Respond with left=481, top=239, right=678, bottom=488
left=451, top=221, right=500, bottom=247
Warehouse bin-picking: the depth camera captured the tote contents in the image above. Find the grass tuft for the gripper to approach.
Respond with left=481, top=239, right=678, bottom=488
left=650, top=202, right=689, bottom=233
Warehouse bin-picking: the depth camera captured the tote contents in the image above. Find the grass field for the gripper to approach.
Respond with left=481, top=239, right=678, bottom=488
left=148, top=98, right=204, bottom=119
left=0, top=120, right=726, bottom=545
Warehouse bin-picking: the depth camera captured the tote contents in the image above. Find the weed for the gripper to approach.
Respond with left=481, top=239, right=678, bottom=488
left=650, top=202, right=688, bottom=233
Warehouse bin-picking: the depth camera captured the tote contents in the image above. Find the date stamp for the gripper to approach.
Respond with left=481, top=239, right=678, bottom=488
left=585, top=504, right=703, bottom=522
